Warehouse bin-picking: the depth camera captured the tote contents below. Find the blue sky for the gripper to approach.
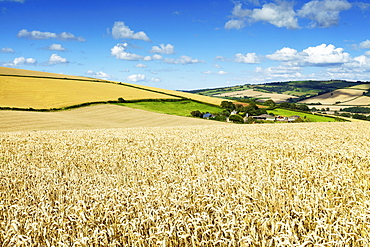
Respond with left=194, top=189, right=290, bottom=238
left=1, top=0, right=370, bottom=90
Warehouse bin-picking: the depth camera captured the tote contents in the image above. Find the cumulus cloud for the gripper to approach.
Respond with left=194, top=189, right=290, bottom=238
left=127, top=74, right=146, bottom=82
left=302, top=44, right=350, bottom=65
left=267, top=44, right=350, bottom=66
left=234, top=53, right=260, bottom=63
left=217, top=71, right=228, bottom=75
left=224, top=19, right=246, bottom=29
left=111, top=21, right=150, bottom=41
left=5, top=56, right=36, bottom=66
left=266, top=47, right=299, bottom=61
left=86, top=70, right=112, bottom=80
left=17, top=29, right=85, bottom=41
left=111, top=43, right=143, bottom=61
left=225, top=1, right=299, bottom=29
left=163, top=55, right=205, bottom=65
left=48, top=54, right=68, bottom=65
left=150, top=44, right=175, bottom=54
left=43, top=44, right=66, bottom=51
left=359, top=40, right=370, bottom=49
left=135, top=63, right=148, bottom=68
left=298, top=0, right=352, bottom=28
left=0, top=47, right=14, bottom=53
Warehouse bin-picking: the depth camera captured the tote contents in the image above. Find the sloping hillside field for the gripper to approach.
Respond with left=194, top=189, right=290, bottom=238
left=0, top=104, right=224, bottom=132
left=0, top=67, right=225, bottom=109
left=1, top=122, right=369, bottom=246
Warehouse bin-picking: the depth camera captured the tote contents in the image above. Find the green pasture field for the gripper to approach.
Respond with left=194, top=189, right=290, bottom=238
left=118, top=100, right=223, bottom=117
left=267, top=108, right=336, bottom=122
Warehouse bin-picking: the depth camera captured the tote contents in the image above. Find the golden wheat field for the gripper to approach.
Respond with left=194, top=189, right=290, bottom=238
left=1, top=122, right=369, bottom=246
left=0, top=66, right=228, bottom=108
left=0, top=76, right=179, bottom=109
left=0, top=67, right=97, bottom=81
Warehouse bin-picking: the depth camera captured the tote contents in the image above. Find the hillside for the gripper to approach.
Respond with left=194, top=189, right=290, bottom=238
left=186, top=80, right=368, bottom=103
left=0, top=67, right=226, bottom=109
left=0, top=104, right=224, bottom=132
left=298, top=88, right=369, bottom=105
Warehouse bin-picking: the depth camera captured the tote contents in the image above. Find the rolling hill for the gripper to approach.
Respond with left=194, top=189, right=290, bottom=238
left=0, top=67, right=226, bottom=110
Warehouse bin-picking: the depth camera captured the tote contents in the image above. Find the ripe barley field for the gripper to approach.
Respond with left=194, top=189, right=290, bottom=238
left=0, top=122, right=369, bottom=246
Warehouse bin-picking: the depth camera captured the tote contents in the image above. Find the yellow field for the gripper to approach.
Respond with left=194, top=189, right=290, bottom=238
left=0, top=67, right=226, bottom=108
left=214, top=89, right=297, bottom=103
left=299, top=88, right=368, bottom=105
left=0, top=75, right=179, bottom=109
left=130, top=84, right=228, bottom=106
left=0, top=104, right=224, bottom=132
left=0, top=122, right=369, bottom=246
left=337, top=96, right=370, bottom=106
left=348, top=84, right=370, bottom=90
left=0, top=66, right=97, bottom=81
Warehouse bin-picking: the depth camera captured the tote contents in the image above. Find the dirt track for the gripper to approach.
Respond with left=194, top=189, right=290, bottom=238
left=0, top=104, right=224, bottom=132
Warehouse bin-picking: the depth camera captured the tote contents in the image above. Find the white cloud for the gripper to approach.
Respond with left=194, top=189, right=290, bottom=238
left=224, top=19, right=246, bottom=30
left=164, top=55, right=205, bottom=64
left=152, top=54, right=163, bottom=60
left=225, top=1, right=299, bottom=29
left=48, top=54, right=68, bottom=65
left=355, top=2, right=370, bottom=10
left=217, top=71, right=228, bottom=75
left=255, top=65, right=303, bottom=79
left=17, top=29, right=85, bottom=41
left=135, top=63, right=148, bottom=68
left=5, top=56, right=36, bottom=66
left=215, top=56, right=228, bottom=61
left=0, top=47, right=14, bottom=53
left=235, top=53, right=259, bottom=63
left=302, top=44, right=350, bottom=65
left=111, top=21, right=150, bottom=41
left=44, top=44, right=66, bottom=51
left=111, top=43, right=143, bottom=61
left=266, top=47, right=299, bottom=61
left=150, top=44, right=175, bottom=54
left=267, top=44, right=350, bottom=66
left=151, top=78, right=161, bottom=82
left=298, top=0, right=352, bottom=28
left=86, top=70, right=113, bottom=80
left=203, top=70, right=212, bottom=74
left=359, top=40, right=370, bottom=49
left=127, top=74, right=146, bottom=82
left=365, top=51, right=370, bottom=56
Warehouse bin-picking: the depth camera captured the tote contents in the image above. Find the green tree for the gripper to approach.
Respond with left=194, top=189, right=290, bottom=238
left=229, top=114, right=244, bottom=123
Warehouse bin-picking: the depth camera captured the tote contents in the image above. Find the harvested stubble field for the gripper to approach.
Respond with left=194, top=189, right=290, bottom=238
left=0, top=105, right=224, bottom=132
left=1, top=122, right=370, bottom=246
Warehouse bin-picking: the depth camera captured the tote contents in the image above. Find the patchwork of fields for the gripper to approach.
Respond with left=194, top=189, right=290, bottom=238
left=299, top=88, right=370, bottom=105
left=1, top=122, right=369, bottom=246
left=214, top=89, right=298, bottom=103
